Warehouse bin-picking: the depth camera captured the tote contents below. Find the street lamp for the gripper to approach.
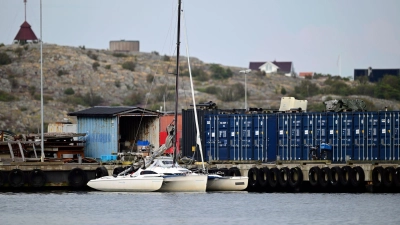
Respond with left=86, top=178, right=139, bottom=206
left=239, top=69, right=251, bottom=110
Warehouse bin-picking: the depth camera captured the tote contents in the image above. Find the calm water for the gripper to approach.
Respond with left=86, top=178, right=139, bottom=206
left=1, top=191, right=399, bottom=225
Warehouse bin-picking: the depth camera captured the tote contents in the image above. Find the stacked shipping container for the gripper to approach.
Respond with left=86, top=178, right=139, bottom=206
left=182, top=110, right=400, bottom=163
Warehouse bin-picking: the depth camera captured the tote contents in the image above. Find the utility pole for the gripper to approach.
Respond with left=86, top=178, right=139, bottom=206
left=239, top=69, right=251, bottom=110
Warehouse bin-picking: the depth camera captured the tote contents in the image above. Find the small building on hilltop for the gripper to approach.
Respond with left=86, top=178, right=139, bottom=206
left=354, top=67, right=400, bottom=82
left=249, top=61, right=296, bottom=77
left=13, top=0, right=38, bottom=44
left=109, top=40, right=140, bottom=52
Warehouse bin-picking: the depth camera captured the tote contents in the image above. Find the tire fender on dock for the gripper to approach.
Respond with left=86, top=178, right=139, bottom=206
left=394, top=167, right=400, bottom=187
left=257, top=167, right=269, bottom=188
left=248, top=167, right=259, bottom=189
left=330, top=166, right=342, bottom=187
left=319, top=167, right=331, bottom=188
left=29, top=169, right=47, bottom=188
left=0, top=171, right=6, bottom=187
left=372, top=166, right=384, bottom=187
left=95, top=166, right=109, bottom=178
left=288, top=167, right=303, bottom=188
left=8, top=169, right=25, bottom=188
left=340, top=166, right=353, bottom=187
left=278, top=167, right=290, bottom=188
left=308, top=167, right=320, bottom=187
left=68, top=168, right=88, bottom=188
left=268, top=167, right=279, bottom=188
left=351, top=166, right=365, bottom=187
left=383, top=167, right=395, bottom=188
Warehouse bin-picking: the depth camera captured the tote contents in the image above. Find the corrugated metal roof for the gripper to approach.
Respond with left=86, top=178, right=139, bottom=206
left=68, top=106, right=160, bottom=117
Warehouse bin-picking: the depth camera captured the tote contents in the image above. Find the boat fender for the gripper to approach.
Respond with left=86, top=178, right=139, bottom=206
left=278, top=167, right=289, bottom=188
left=0, top=171, right=5, bottom=187
left=68, top=168, right=88, bottom=188
left=95, top=166, right=109, bottom=178
left=268, top=167, right=279, bottom=188
left=351, top=166, right=365, bottom=187
left=383, top=167, right=395, bottom=188
left=372, top=166, right=384, bottom=187
left=340, top=166, right=353, bottom=187
left=257, top=167, right=269, bottom=188
left=247, top=167, right=259, bottom=189
left=308, top=167, right=320, bottom=187
left=318, top=167, right=331, bottom=188
left=330, top=166, right=342, bottom=187
left=288, top=167, right=303, bottom=188
left=29, top=169, right=47, bottom=188
left=8, top=169, right=25, bottom=188
left=394, top=167, right=400, bottom=187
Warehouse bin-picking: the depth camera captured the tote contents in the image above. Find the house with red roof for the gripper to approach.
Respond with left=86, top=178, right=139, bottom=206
left=249, top=61, right=296, bottom=77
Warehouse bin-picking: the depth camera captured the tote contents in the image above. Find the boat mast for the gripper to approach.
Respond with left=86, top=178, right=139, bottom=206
left=173, top=0, right=182, bottom=165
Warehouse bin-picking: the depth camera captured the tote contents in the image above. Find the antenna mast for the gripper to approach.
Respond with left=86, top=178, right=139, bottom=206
left=24, top=0, right=27, bottom=21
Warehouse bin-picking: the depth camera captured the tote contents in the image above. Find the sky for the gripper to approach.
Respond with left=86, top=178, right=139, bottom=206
left=1, top=0, right=399, bottom=77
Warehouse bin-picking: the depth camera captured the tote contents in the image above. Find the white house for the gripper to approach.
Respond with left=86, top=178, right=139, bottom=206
left=249, top=61, right=296, bottom=77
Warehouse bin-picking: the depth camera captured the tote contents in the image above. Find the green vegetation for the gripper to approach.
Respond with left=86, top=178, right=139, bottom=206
left=105, top=64, right=111, bottom=69
left=197, top=86, right=219, bottom=95
left=146, top=74, right=154, bottom=83
left=112, top=52, right=127, bottom=58
left=217, top=83, right=245, bottom=102
left=0, top=43, right=5, bottom=48
left=28, top=86, right=36, bottom=96
left=209, top=64, right=233, bottom=80
left=34, top=94, right=53, bottom=104
left=163, top=55, right=170, bottom=61
left=122, top=61, right=136, bottom=71
left=281, top=87, right=287, bottom=95
left=114, top=80, right=121, bottom=88
left=14, top=48, right=23, bottom=57
left=0, top=52, right=12, bottom=65
left=87, top=50, right=98, bottom=60
left=63, top=91, right=104, bottom=106
left=0, top=90, right=16, bottom=101
left=92, top=62, right=100, bottom=71
left=123, top=91, right=144, bottom=106
left=151, top=51, right=159, bottom=56
left=58, top=69, right=69, bottom=76
left=64, top=88, right=75, bottom=95
left=181, top=68, right=209, bottom=81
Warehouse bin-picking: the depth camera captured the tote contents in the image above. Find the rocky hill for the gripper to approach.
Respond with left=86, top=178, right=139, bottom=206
left=0, top=44, right=399, bottom=133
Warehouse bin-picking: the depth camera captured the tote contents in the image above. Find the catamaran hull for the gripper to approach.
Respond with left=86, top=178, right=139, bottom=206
left=206, top=176, right=249, bottom=191
left=158, top=175, right=207, bottom=192
left=87, top=176, right=163, bottom=192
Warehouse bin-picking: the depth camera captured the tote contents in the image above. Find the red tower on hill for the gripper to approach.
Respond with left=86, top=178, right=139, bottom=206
left=14, top=0, right=38, bottom=44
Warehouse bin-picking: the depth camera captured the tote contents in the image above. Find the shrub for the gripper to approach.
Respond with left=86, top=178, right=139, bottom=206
left=210, top=64, right=233, bottom=79
left=0, top=90, right=16, bottom=101
left=0, top=52, right=12, bottom=65
left=124, top=91, right=144, bottom=106
left=146, top=74, right=154, bottom=83
left=14, top=48, right=23, bottom=57
left=82, top=91, right=104, bottom=106
left=64, top=88, right=75, bottom=95
left=87, top=51, right=98, bottom=60
left=281, top=87, right=287, bottom=95
left=122, top=61, right=136, bottom=71
left=217, top=83, right=245, bottom=102
left=112, top=52, right=127, bottom=58
left=92, top=62, right=100, bottom=71
left=163, top=55, right=170, bottom=61
left=105, top=64, right=111, bottom=69
left=115, top=80, right=121, bottom=88
left=151, top=51, right=159, bottom=56
left=0, top=43, right=5, bottom=48
left=57, top=70, right=69, bottom=76
left=28, top=86, right=36, bottom=96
